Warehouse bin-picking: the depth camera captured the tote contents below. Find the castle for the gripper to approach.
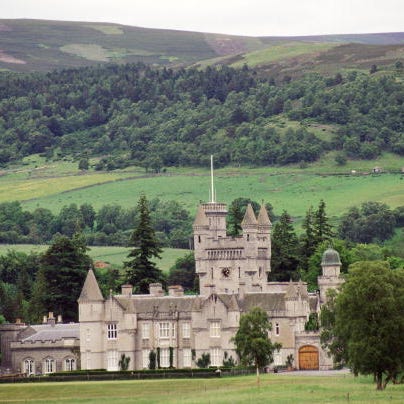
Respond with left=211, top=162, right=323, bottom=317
left=77, top=193, right=342, bottom=371
left=1, top=167, right=343, bottom=374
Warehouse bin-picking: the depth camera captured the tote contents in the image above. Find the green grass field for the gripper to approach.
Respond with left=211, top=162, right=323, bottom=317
left=1, top=153, right=403, bottom=222
left=0, top=245, right=188, bottom=272
left=0, top=374, right=403, bottom=403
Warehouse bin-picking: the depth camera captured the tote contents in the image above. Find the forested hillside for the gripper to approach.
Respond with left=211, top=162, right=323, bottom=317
left=0, top=63, right=403, bottom=169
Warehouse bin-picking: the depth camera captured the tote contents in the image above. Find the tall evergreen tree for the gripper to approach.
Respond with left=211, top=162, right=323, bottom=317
left=299, top=206, right=316, bottom=270
left=269, top=210, right=299, bottom=281
left=313, top=200, right=334, bottom=245
left=125, top=194, right=163, bottom=294
left=38, top=233, right=92, bottom=322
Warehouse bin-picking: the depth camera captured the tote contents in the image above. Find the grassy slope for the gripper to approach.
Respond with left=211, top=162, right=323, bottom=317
left=3, top=153, right=403, bottom=222
left=0, top=19, right=403, bottom=73
left=0, top=374, right=403, bottom=403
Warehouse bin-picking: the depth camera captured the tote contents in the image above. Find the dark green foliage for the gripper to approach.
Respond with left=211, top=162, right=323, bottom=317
left=222, top=351, right=237, bottom=367
left=232, top=307, right=281, bottom=382
left=118, top=354, right=130, bottom=371
left=339, top=201, right=396, bottom=243
left=1, top=63, right=401, bottom=170
left=196, top=353, right=211, bottom=368
left=322, top=262, right=404, bottom=390
left=304, top=313, right=319, bottom=331
left=167, top=253, right=197, bottom=292
left=125, top=195, right=164, bottom=294
left=269, top=210, right=299, bottom=281
left=149, top=350, right=156, bottom=370
left=169, top=347, right=174, bottom=368
left=226, top=198, right=261, bottom=237
left=78, top=157, right=89, bottom=170
left=38, top=233, right=92, bottom=322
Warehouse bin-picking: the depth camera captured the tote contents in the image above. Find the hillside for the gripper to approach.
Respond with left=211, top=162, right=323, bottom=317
left=0, top=19, right=403, bottom=74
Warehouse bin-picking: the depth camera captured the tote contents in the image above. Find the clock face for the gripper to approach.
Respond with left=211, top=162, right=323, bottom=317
left=222, top=268, right=231, bottom=278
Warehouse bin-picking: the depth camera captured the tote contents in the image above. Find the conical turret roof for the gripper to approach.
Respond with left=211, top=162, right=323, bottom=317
left=78, top=269, right=104, bottom=302
left=193, top=205, right=209, bottom=227
left=241, top=204, right=258, bottom=227
left=257, top=204, right=271, bottom=226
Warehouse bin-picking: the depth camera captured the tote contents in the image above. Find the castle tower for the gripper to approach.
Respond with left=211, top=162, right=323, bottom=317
left=78, top=269, right=105, bottom=370
left=318, top=248, right=343, bottom=304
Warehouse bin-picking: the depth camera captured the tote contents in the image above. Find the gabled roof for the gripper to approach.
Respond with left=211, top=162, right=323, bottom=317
left=257, top=205, right=271, bottom=227
left=241, top=204, right=258, bottom=227
left=193, top=205, right=209, bottom=227
left=78, top=269, right=104, bottom=302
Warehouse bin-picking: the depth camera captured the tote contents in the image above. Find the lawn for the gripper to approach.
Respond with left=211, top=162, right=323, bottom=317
left=0, top=373, right=403, bottom=403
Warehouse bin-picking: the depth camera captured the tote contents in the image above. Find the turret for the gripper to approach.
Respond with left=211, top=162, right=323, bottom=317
left=318, top=248, right=343, bottom=304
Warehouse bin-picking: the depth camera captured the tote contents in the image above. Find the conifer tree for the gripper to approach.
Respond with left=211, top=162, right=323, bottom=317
left=269, top=210, right=299, bottom=281
left=313, top=199, right=334, bottom=245
left=125, top=194, right=163, bottom=294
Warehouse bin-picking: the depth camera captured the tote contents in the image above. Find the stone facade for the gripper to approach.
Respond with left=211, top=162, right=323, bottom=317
left=78, top=199, right=343, bottom=371
left=0, top=313, right=79, bottom=375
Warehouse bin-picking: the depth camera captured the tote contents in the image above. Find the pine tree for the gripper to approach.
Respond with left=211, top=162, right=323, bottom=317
left=314, top=200, right=333, bottom=245
left=269, top=210, right=299, bottom=281
left=125, top=194, right=163, bottom=294
left=299, top=206, right=316, bottom=270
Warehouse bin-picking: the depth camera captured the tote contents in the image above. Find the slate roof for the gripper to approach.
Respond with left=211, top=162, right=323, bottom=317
left=114, top=295, right=200, bottom=314
left=241, top=204, right=258, bottom=227
left=241, top=293, right=286, bottom=312
left=257, top=205, right=271, bottom=226
left=22, top=323, right=79, bottom=342
left=78, top=269, right=104, bottom=302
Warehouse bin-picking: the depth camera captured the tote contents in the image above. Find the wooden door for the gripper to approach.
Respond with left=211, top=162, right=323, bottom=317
left=299, top=345, right=319, bottom=370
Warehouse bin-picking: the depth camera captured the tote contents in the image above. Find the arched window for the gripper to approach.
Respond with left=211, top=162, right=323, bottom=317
left=23, top=359, right=34, bottom=375
left=275, top=323, right=280, bottom=336
left=44, top=358, right=55, bottom=374
left=64, top=358, right=76, bottom=371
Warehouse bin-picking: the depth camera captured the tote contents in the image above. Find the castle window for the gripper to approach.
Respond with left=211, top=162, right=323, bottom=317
left=107, top=323, right=117, bottom=340
left=44, top=358, right=55, bottom=374
left=183, top=322, right=190, bottom=339
left=198, top=235, right=201, bottom=243
left=183, top=349, right=192, bottom=368
left=159, top=322, right=170, bottom=338
left=142, top=323, right=150, bottom=339
left=142, top=350, right=150, bottom=369
left=64, top=358, right=76, bottom=371
left=275, top=323, right=280, bottom=336
left=160, top=348, right=170, bottom=368
left=23, top=359, right=34, bottom=376
left=247, top=234, right=250, bottom=241
left=210, top=348, right=221, bottom=367
left=107, top=350, right=118, bottom=371
left=210, top=321, right=221, bottom=338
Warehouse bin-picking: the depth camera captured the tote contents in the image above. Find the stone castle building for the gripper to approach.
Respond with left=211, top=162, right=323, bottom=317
left=78, top=195, right=343, bottom=371
left=1, top=169, right=343, bottom=374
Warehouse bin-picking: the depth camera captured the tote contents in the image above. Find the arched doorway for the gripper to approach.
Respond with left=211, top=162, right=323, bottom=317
left=299, top=345, right=319, bottom=370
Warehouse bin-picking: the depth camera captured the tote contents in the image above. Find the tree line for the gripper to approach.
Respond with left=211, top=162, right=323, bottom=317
left=0, top=199, right=192, bottom=248
left=0, top=63, right=402, bottom=169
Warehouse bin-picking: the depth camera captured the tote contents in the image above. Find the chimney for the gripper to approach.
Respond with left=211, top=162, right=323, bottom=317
left=47, top=312, right=55, bottom=327
left=57, top=315, right=63, bottom=323
left=168, top=285, right=184, bottom=297
left=121, top=284, right=133, bottom=296
left=149, top=283, right=164, bottom=296
left=43, top=315, right=47, bottom=324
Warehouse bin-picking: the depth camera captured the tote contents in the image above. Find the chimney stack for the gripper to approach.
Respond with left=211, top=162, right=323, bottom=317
left=121, top=284, right=133, bottom=296
left=149, top=283, right=164, bottom=296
